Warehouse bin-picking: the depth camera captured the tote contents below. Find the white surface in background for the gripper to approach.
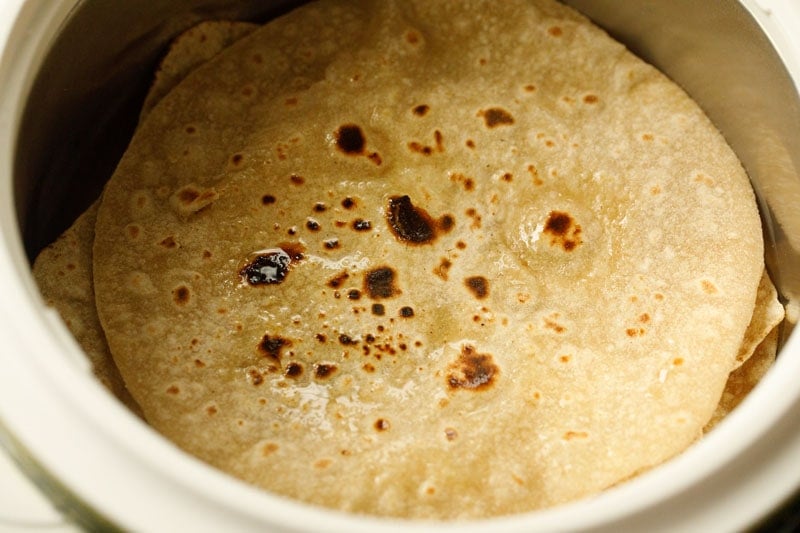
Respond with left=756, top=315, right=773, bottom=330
left=0, top=446, right=78, bottom=533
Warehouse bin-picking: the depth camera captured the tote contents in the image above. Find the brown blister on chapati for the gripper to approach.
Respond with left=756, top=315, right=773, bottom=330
left=412, top=104, right=429, bottom=117
left=447, top=345, right=498, bottom=391
left=626, top=327, right=646, bottom=338
left=543, top=211, right=582, bottom=251
left=408, top=142, right=433, bottom=156
left=387, top=195, right=454, bottom=245
left=262, top=442, right=279, bottom=457
left=694, top=173, right=716, bottom=187
left=170, top=184, right=219, bottom=218
left=464, top=276, right=489, bottom=299
left=158, top=235, right=179, bottom=249
left=465, top=208, right=482, bottom=229
left=125, top=224, right=142, bottom=241
left=543, top=313, right=567, bottom=333
left=433, top=258, right=452, bottom=281
left=700, top=279, right=719, bottom=295
left=239, top=243, right=305, bottom=286
left=313, top=458, right=332, bottom=470
left=333, top=123, right=381, bottom=165
left=408, top=129, right=444, bottom=155
left=347, top=289, right=361, bottom=300
left=399, top=306, right=414, bottom=318
left=563, top=431, right=589, bottom=441
left=171, top=284, right=192, bottom=307
left=439, top=214, right=455, bottom=232
left=527, top=164, right=544, bottom=186
left=239, top=83, right=257, bottom=100
left=404, top=28, right=424, bottom=48
left=478, top=107, right=515, bottom=128
left=450, top=172, right=475, bottom=192
left=247, top=367, right=265, bottom=386
left=284, top=362, right=303, bottom=378
left=327, top=271, right=349, bottom=289
left=527, top=131, right=552, bottom=149
left=257, top=334, right=291, bottom=364
left=228, top=152, right=245, bottom=169
left=351, top=218, right=372, bottom=231
left=364, top=266, right=400, bottom=299
left=314, top=363, right=337, bottom=379
left=130, top=190, right=154, bottom=217
left=338, top=334, right=358, bottom=346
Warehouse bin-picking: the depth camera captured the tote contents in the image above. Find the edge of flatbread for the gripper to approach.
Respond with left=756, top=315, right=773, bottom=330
left=141, top=20, right=259, bottom=120
left=32, top=20, right=257, bottom=416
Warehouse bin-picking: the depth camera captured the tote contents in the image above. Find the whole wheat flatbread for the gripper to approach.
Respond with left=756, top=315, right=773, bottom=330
left=733, top=268, right=784, bottom=369
left=32, top=20, right=257, bottom=415
left=140, top=20, right=258, bottom=120
left=705, top=326, right=781, bottom=432
left=33, top=204, right=140, bottom=413
left=90, top=0, right=772, bottom=518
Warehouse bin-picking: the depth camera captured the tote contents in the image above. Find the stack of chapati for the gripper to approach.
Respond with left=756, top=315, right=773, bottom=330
left=33, top=0, right=784, bottom=519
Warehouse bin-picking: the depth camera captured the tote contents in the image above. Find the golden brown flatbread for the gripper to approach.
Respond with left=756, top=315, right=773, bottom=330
left=705, top=326, right=780, bottom=431
left=32, top=20, right=257, bottom=415
left=702, top=270, right=783, bottom=432
left=140, top=20, right=258, bottom=120
left=90, top=0, right=771, bottom=518
left=732, top=269, right=784, bottom=369
left=33, top=203, right=140, bottom=414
